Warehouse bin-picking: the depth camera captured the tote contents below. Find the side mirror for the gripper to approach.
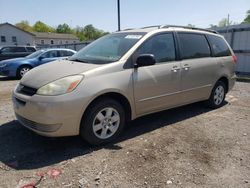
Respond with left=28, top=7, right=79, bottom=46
left=134, top=54, right=156, bottom=68
left=38, top=56, right=44, bottom=61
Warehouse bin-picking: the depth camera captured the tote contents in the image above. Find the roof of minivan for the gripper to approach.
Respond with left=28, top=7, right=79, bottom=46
left=118, top=26, right=219, bottom=36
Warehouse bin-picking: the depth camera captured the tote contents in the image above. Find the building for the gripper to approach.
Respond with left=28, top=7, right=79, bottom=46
left=213, top=23, right=250, bottom=75
left=33, top=32, right=79, bottom=46
left=0, top=22, right=79, bottom=47
left=0, top=23, right=35, bottom=46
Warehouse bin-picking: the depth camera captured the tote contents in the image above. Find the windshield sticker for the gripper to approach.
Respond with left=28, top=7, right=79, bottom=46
left=125, top=35, right=142, bottom=39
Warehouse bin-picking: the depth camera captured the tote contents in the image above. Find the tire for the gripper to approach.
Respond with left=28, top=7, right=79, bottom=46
left=17, top=65, right=32, bottom=79
left=80, top=98, right=125, bottom=145
left=206, top=81, right=226, bottom=109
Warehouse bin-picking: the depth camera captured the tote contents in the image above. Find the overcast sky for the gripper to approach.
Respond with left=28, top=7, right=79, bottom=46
left=0, top=0, right=249, bottom=31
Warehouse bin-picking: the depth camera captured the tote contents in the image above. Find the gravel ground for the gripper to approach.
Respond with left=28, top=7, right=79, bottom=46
left=0, top=77, right=249, bottom=188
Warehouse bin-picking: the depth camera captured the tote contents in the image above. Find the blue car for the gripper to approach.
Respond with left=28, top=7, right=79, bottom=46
left=0, top=48, right=76, bottom=78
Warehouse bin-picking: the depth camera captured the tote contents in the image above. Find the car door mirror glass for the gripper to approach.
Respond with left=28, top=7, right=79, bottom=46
left=135, top=54, right=156, bottom=68
left=39, top=56, right=45, bottom=61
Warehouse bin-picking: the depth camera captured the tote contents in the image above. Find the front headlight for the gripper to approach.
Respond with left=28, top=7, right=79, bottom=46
left=37, top=75, right=83, bottom=96
left=0, top=63, right=7, bottom=68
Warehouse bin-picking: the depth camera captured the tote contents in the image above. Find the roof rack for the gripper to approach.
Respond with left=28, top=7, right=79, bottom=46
left=160, top=25, right=219, bottom=34
left=141, top=25, right=161, bottom=29
left=122, top=28, right=135, bottom=31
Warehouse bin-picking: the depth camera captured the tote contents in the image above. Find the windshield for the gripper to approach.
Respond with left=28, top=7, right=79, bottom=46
left=70, top=32, right=145, bottom=64
left=26, top=50, right=45, bottom=59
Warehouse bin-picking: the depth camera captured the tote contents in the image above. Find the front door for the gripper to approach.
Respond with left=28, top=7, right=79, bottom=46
left=133, top=33, right=182, bottom=115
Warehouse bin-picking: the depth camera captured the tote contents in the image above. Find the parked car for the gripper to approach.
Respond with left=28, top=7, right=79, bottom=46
left=0, top=48, right=76, bottom=78
left=0, top=46, right=36, bottom=61
left=12, top=25, right=236, bottom=145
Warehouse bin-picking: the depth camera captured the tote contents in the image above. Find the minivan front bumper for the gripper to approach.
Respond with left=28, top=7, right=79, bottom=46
left=12, top=85, right=89, bottom=137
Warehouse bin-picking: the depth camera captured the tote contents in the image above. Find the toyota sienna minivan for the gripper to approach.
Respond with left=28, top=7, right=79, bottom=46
left=12, top=25, right=236, bottom=145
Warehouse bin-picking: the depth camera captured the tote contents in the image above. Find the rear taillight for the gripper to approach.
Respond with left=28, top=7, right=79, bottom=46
left=232, top=55, right=237, bottom=63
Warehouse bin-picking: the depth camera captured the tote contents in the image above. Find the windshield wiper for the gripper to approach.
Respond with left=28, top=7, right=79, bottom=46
left=69, top=58, right=89, bottom=63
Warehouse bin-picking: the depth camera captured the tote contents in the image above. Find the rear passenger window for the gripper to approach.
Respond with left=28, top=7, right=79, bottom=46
left=137, top=33, right=176, bottom=63
left=178, top=33, right=211, bottom=59
left=208, top=35, right=231, bottom=57
left=11, top=47, right=26, bottom=52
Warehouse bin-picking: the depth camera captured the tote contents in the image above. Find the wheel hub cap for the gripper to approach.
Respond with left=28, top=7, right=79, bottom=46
left=92, top=107, right=120, bottom=139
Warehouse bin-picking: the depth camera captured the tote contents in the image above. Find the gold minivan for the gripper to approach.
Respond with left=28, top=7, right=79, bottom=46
left=12, top=25, right=237, bottom=145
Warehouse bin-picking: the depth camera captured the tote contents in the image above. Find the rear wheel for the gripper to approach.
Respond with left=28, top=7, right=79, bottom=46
left=80, top=98, right=125, bottom=145
left=17, top=65, right=32, bottom=79
left=206, top=81, right=226, bottom=108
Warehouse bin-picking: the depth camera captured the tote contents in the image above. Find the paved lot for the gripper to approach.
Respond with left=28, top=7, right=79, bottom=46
left=0, top=77, right=249, bottom=188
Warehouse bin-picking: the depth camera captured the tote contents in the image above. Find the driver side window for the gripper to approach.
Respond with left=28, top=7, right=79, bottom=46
left=136, top=33, right=176, bottom=63
left=42, top=50, right=58, bottom=58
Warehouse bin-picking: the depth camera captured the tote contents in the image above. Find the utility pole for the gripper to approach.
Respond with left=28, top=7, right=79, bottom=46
left=117, top=0, right=121, bottom=31
left=227, top=14, right=230, bottom=26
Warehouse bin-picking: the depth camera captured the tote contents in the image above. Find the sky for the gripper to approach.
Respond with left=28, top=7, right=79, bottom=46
left=0, top=0, right=249, bottom=32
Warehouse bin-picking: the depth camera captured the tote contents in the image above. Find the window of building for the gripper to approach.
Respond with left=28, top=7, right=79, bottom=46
left=51, top=40, right=54, bottom=44
left=208, top=35, right=231, bottom=57
left=178, top=33, right=211, bottom=59
left=41, top=40, right=44, bottom=45
left=1, top=36, right=6, bottom=42
left=65, top=41, right=68, bottom=44
left=136, top=33, right=176, bottom=63
left=12, top=36, right=17, bottom=43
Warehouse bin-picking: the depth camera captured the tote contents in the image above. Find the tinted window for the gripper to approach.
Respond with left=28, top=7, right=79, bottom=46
left=59, top=50, right=74, bottom=57
left=11, top=47, right=26, bottom=52
left=208, top=35, right=231, bottom=57
left=1, top=47, right=11, bottom=53
left=26, top=47, right=36, bottom=52
left=179, top=33, right=211, bottom=59
left=137, top=33, right=176, bottom=63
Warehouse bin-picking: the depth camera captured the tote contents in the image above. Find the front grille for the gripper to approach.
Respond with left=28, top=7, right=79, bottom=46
left=16, top=114, right=61, bottom=132
left=17, top=84, right=37, bottom=96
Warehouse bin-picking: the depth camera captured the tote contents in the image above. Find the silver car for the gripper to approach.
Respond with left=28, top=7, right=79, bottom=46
left=12, top=25, right=236, bottom=145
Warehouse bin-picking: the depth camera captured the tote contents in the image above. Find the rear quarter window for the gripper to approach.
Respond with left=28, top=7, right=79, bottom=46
left=178, top=33, right=211, bottom=60
left=26, top=47, right=36, bottom=52
left=208, top=35, right=231, bottom=57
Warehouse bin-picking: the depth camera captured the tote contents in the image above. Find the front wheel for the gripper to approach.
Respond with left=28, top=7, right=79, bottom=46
left=80, top=98, right=125, bottom=145
left=17, top=65, right=31, bottom=79
left=206, top=81, right=226, bottom=109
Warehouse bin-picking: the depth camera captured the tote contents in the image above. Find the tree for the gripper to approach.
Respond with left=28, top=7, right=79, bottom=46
left=15, top=20, right=33, bottom=32
left=218, top=18, right=232, bottom=27
left=243, top=10, right=250, bottom=23
left=187, top=24, right=195, bottom=28
left=33, top=21, right=55, bottom=32
left=56, top=23, right=72, bottom=33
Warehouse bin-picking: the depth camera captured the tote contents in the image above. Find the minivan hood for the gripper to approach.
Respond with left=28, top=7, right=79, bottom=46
left=21, top=60, right=101, bottom=88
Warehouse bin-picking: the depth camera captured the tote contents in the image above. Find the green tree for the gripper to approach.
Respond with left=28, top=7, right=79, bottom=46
left=74, top=24, right=109, bottom=41
left=56, top=23, right=72, bottom=33
left=15, top=20, right=33, bottom=32
left=243, top=10, right=250, bottom=23
left=33, top=21, right=55, bottom=32
left=218, top=18, right=232, bottom=27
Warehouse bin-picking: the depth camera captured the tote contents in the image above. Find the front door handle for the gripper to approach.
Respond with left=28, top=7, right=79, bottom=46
left=171, top=66, right=180, bottom=73
left=183, top=64, right=190, bottom=71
